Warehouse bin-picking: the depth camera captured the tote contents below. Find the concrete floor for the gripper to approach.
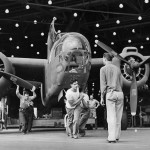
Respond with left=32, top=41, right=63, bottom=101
left=0, top=128, right=150, bottom=150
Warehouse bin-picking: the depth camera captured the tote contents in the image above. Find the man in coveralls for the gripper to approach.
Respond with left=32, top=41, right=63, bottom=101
left=16, top=85, right=36, bottom=134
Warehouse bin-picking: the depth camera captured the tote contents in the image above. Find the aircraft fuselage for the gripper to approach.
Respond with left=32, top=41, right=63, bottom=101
left=43, top=32, right=91, bottom=106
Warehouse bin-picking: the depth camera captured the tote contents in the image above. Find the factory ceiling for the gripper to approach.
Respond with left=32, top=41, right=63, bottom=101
left=0, top=0, right=150, bottom=58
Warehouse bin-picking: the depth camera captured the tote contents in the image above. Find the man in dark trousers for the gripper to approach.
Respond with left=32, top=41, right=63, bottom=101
left=100, top=53, right=124, bottom=143
left=79, top=91, right=90, bottom=137
left=16, top=85, right=36, bottom=134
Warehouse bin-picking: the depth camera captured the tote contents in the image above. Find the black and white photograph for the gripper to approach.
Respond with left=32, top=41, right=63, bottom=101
left=0, top=0, right=150, bottom=150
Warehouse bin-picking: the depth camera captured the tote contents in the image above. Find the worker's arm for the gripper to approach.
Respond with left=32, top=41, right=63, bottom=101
left=100, top=68, right=106, bottom=106
left=68, top=93, right=84, bottom=107
left=81, top=94, right=89, bottom=108
left=95, top=100, right=100, bottom=109
left=30, top=86, right=37, bottom=100
left=16, top=85, right=22, bottom=99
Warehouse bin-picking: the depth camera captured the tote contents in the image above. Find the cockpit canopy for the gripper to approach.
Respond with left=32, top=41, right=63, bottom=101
left=55, top=33, right=91, bottom=57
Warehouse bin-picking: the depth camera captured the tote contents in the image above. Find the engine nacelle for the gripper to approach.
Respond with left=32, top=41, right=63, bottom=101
left=0, top=52, right=14, bottom=97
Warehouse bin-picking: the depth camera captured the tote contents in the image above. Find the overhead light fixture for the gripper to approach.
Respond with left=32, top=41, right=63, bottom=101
left=57, top=30, right=61, bottom=33
left=41, top=32, right=44, bottom=36
left=132, top=29, right=135, bottom=33
left=116, top=20, right=120, bottom=24
left=140, top=45, right=144, bottom=49
left=9, top=37, right=13, bottom=41
left=24, top=36, right=28, bottom=39
left=34, top=20, right=37, bottom=24
left=95, top=35, right=98, bottom=38
left=48, top=0, right=52, bottom=5
left=119, top=3, right=124, bottom=8
left=128, top=39, right=132, bottom=43
left=138, top=16, right=142, bottom=20
left=31, top=44, right=34, bottom=47
left=0, top=27, right=1, bottom=30
left=111, top=42, right=114, bottom=45
left=16, top=46, right=20, bottom=49
left=94, top=51, right=97, bottom=54
left=96, top=23, right=99, bottom=27
left=113, top=32, right=116, bottom=36
left=5, top=9, right=9, bottom=13
left=146, top=37, right=149, bottom=41
left=37, top=52, right=40, bottom=55
left=15, top=23, right=19, bottom=27
left=144, top=0, right=149, bottom=3
left=95, top=40, right=98, bottom=43
left=94, top=44, right=97, bottom=47
left=26, top=5, right=30, bottom=9
left=73, top=12, right=78, bottom=17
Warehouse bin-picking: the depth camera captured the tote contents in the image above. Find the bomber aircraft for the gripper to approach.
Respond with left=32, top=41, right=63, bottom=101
left=0, top=17, right=150, bottom=128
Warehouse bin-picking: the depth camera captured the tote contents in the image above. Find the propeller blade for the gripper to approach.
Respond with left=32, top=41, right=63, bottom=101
left=96, top=40, right=130, bottom=65
left=130, top=71, right=138, bottom=116
left=138, top=57, right=150, bottom=67
left=0, top=71, right=36, bottom=90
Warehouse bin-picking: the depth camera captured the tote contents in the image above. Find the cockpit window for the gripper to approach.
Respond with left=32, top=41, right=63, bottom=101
left=65, top=50, right=89, bottom=73
left=71, top=52, right=83, bottom=65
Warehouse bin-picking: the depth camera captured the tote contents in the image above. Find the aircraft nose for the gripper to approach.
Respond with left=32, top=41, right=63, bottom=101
left=62, top=36, right=82, bottom=52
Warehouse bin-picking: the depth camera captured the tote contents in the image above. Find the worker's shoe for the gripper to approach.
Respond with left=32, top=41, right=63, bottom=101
left=79, top=129, right=85, bottom=137
left=73, top=134, right=78, bottom=139
left=23, top=132, right=27, bottom=135
left=69, top=134, right=73, bottom=138
left=107, top=140, right=116, bottom=143
left=116, top=139, right=119, bottom=142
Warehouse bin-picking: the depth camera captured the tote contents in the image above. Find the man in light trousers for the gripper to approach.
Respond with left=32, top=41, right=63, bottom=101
left=100, top=52, right=124, bottom=143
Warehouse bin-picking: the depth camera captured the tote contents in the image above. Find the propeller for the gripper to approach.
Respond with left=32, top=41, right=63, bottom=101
left=96, top=40, right=139, bottom=116
left=0, top=71, right=36, bottom=90
left=130, top=72, right=138, bottom=116
left=138, top=56, right=150, bottom=67
left=95, top=40, right=130, bottom=65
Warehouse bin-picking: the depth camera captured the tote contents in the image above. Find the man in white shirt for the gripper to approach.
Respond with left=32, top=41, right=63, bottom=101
left=65, top=79, right=84, bottom=139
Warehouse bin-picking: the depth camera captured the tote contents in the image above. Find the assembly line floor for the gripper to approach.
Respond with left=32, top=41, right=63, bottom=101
left=0, top=128, right=150, bottom=150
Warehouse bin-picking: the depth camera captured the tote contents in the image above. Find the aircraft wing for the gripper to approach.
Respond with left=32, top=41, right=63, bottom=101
left=91, top=58, right=104, bottom=67
left=8, top=57, right=47, bottom=83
